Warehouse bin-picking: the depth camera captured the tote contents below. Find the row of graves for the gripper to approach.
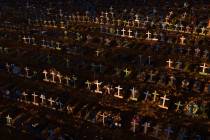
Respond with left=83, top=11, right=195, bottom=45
left=0, top=0, right=210, bottom=140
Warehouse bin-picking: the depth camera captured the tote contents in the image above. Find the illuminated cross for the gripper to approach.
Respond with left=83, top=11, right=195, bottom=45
left=22, top=36, right=27, bottom=44
left=6, top=115, right=12, bottom=126
left=57, top=72, right=62, bottom=84
left=152, top=90, right=159, bottom=102
left=175, top=61, right=182, bottom=70
left=148, top=70, right=155, bottom=82
left=131, top=119, right=139, bottom=133
left=43, top=70, right=49, bottom=82
left=24, top=67, right=30, bottom=78
left=5, top=63, right=10, bottom=72
left=142, top=122, right=150, bottom=135
left=175, top=101, right=183, bottom=112
left=114, top=85, right=123, bottom=99
left=168, top=76, right=176, bottom=86
left=128, top=29, right=133, bottom=38
left=166, top=59, right=173, bottom=68
left=72, top=75, right=77, bottom=88
left=135, top=14, right=139, bottom=22
left=201, top=27, right=206, bottom=35
left=144, top=91, right=150, bottom=101
left=85, top=80, right=92, bottom=90
left=130, top=87, right=138, bottom=101
left=158, top=95, right=170, bottom=109
left=146, top=31, right=151, bottom=40
left=32, top=92, right=39, bottom=106
left=179, top=24, right=184, bottom=32
left=56, top=100, right=63, bottom=111
left=56, top=42, right=61, bottom=50
left=41, top=39, right=46, bottom=47
left=124, top=68, right=131, bottom=77
left=48, top=97, right=55, bottom=107
left=180, top=36, right=185, bottom=45
left=99, top=113, right=108, bottom=126
left=94, top=80, right=103, bottom=94
left=164, top=127, right=173, bottom=140
left=64, top=76, right=70, bottom=86
left=121, top=28, right=126, bottom=37
left=50, top=71, right=56, bottom=83
left=199, top=63, right=208, bottom=75
left=186, top=25, right=190, bottom=33
left=40, top=94, right=46, bottom=105
left=22, top=91, right=28, bottom=102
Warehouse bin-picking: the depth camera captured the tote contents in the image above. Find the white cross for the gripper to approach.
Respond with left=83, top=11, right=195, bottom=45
left=72, top=75, right=77, bottom=88
left=199, top=63, right=208, bottom=75
left=85, top=80, right=92, bottom=90
left=57, top=72, right=62, bottom=84
left=131, top=119, right=139, bottom=133
left=166, top=59, right=173, bottom=68
left=64, top=76, right=70, bottom=86
left=142, top=122, right=150, bottom=135
left=121, top=28, right=126, bottom=37
left=50, top=71, right=56, bottom=83
left=128, top=29, right=133, bottom=38
left=149, top=71, right=155, bottom=82
left=201, top=27, right=206, bottom=35
left=146, top=31, right=151, bottom=40
left=152, top=90, right=159, bottom=102
left=180, top=36, right=186, bottom=45
left=48, top=97, right=55, bottom=107
left=158, top=95, right=170, bottom=109
left=114, top=85, right=123, bottom=99
left=27, top=36, right=31, bottom=44
left=41, top=39, right=46, bottom=47
left=179, top=24, right=184, bottom=32
left=99, top=113, right=108, bottom=126
left=43, top=70, right=49, bottom=82
left=175, top=101, right=183, bottom=112
left=24, top=67, right=30, bottom=78
left=186, top=25, right=190, bottom=33
left=22, top=91, right=28, bottom=102
left=40, top=94, right=46, bottom=104
left=56, top=42, right=61, bottom=50
left=32, top=92, right=39, bottom=106
left=130, top=87, right=138, bottom=101
left=22, top=36, right=27, bottom=44
left=135, top=14, right=139, bottom=22
left=94, top=80, right=103, bottom=94
left=6, top=115, right=12, bottom=126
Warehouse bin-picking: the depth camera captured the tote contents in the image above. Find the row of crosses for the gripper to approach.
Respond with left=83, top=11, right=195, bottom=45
left=18, top=91, right=63, bottom=110
left=166, top=59, right=210, bottom=75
